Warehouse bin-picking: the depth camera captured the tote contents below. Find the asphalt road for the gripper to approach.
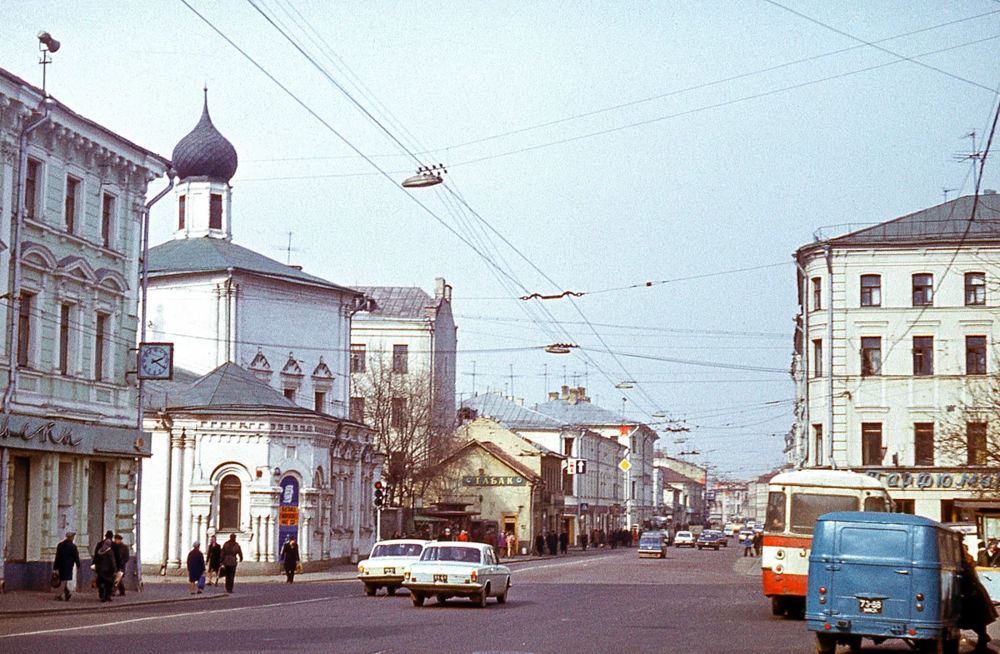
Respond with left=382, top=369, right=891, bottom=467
left=0, top=546, right=988, bottom=654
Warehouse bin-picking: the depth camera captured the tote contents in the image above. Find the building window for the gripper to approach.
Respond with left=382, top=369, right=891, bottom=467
left=811, top=277, right=822, bottom=311
left=101, top=193, right=114, bottom=249
left=350, top=344, right=366, bottom=373
left=349, top=397, right=365, bottom=422
left=894, top=499, right=915, bottom=514
left=966, top=272, right=986, bottom=306
left=912, top=274, right=933, bottom=306
left=391, top=397, right=407, bottom=430
left=860, top=274, right=881, bottom=307
left=17, top=294, right=32, bottom=368
left=219, top=475, right=242, bottom=530
left=59, top=304, right=71, bottom=375
left=813, top=424, right=823, bottom=467
left=564, top=437, right=575, bottom=457
left=968, top=422, right=988, bottom=465
left=862, top=423, right=883, bottom=466
left=314, top=391, right=326, bottom=413
left=95, top=313, right=108, bottom=381
left=912, top=336, right=933, bottom=376
left=209, top=193, right=223, bottom=230
left=24, top=159, right=39, bottom=220
left=64, top=176, right=80, bottom=234
left=914, top=423, right=934, bottom=466
left=178, top=195, right=186, bottom=230
left=967, top=335, right=987, bottom=375
left=812, top=339, right=822, bottom=378
left=392, top=344, right=408, bottom=374
left=861, top=337, right=881, bottom=377
left=283, top=388, right=295, bottom=400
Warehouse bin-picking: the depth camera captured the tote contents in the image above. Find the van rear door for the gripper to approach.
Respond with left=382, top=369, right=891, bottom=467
left=830, top=523, right=911, bottom=622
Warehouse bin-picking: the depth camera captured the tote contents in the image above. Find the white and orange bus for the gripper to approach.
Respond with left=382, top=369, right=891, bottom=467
left=762, top=469, right=891, bottom=617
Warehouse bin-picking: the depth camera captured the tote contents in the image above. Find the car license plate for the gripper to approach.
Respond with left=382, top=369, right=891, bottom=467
left=859, top=599, right=882, bottom=614
left=434, top=574, right=447, bottom=583
left=383, top=567, right=395, bottom=575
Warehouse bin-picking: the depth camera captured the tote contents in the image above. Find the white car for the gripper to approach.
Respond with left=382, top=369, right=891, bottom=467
left=358, top=539, right=430, bottom=596
left=403, top=542, right=511, bottom=607
left=674, top=531, right=696, bottom=548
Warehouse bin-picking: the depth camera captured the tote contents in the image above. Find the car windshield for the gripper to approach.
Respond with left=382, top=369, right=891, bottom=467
left=640, top=537, right=661, bottom=545
left=371, top=543, right=424, bottom=558
left=420, top=546, right=483, bottom=564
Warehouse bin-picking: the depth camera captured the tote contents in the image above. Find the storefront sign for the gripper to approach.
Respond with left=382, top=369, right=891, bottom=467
left=461, top=475, right=526, bottom=487
left=0, top=414, right=150, bottom=457
left=862, top=469, right=1000, bottom=491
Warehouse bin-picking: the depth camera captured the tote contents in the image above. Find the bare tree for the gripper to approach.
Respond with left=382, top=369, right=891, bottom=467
left=352, top=349, right=456, bottom=508
left=937, top=374, right=1000, bottom=470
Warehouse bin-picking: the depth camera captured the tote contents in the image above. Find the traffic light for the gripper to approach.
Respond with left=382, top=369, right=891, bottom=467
left=373, top=481, right=384, bottom=508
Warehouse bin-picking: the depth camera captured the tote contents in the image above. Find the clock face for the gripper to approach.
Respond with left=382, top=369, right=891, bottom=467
left=138, top=343, right=173, bottom=380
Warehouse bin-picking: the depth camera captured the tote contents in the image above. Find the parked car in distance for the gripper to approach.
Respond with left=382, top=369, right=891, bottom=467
left=358, top=539, right=430, bottom=596
left=674, top=531, right=696, bottom=548
left=697, top=531, right=727, bottom=550
left=638, top=533, right=669, bottom=558
left=724, top=523, right=739, bottom=537
left=404, top=542, right=511, bottom=608
left=738, top=529, right=753, bottom=542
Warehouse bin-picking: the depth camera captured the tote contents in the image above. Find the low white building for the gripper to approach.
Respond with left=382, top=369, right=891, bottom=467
left=794, top=193, right=1000, bottom=521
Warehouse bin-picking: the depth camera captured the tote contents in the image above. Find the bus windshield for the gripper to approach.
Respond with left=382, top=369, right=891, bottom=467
left=789, top=493, right=859, bottom=534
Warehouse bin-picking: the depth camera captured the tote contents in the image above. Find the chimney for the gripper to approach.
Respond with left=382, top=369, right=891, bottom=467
left=515, top=398, right=524, bottom=406
left=568, top=388, right=579, bottom=402
left=577, top=387, right=589, bottom=402
left=548, top=392, right=559, bottom=401
left=560, top=385, right=570, bottom=399
left=435, top=277, right=446, bottom=297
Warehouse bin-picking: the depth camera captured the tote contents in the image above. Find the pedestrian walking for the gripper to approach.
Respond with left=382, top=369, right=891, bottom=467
left=187, top=541, right=206, bottom=595
left=506, top=531, right=516, bottom=558
left=221, top=533, right=243, bottom=593
left=535, top=533, right=545, bottom=556
left=743, top=533, right=753, bottom=558
left=961, top=543, right=998, bottom=649
left=206, top=535, right=222, bottom=587
left=580, top=532, right=588, bottom=551
left=93, top=531, right=119, bottom=603
left=559, top=531, right=569, bottom=554
left=113, top=534, right=130, bottom=596
left=280, top=536, right=300, bottom=583
left=497, top=530, right=507, bottom=559
left=547, top=532, right=558, bottom=556
left=53, top=531, right=80, bottom=601
left=753, top=531, right=763, bottom=557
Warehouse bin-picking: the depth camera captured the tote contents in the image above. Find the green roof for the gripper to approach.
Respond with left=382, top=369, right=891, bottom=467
left=148, top=237, right=361, bottom=295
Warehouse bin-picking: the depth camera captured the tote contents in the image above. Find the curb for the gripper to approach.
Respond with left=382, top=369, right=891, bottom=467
left=0, top=591, right=227, bottom=618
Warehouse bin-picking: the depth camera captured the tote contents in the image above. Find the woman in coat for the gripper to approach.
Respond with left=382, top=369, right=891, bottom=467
left=205, top=536, right=223, bottom=587
left=280, top=536, right=300, bottom=583
left=187, top=541, right=206, bottom=595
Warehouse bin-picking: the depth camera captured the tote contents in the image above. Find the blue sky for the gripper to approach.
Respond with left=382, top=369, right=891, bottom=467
left=4, top=1, right=999, bottom=478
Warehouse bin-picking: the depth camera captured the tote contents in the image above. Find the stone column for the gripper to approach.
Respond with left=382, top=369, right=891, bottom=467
left=264, top=514, right=274, bottom=562
left=301, top=516, right=310, bottom=562
left=179, top=432, right=195, bottom=556
left=167, top=432, right=184, bottom=568
left=254, top=514, right=262, bottom=562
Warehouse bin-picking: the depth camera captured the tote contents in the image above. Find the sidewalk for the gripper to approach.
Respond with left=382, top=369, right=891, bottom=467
left=0, top=545, right=611, bottom=616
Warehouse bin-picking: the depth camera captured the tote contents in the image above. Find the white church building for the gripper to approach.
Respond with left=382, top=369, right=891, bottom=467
left=139, top=93, right=380, bottom=571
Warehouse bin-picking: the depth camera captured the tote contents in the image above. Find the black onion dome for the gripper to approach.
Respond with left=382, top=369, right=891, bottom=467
left=171, top=91, right=238, bottom=183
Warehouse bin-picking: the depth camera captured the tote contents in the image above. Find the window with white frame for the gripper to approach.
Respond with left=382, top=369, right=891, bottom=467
left=95, top=312, right=108, bottom=381
left=966, top=272, right=986, bottom=306
left=64, top=176, right=80, bottom=234
left=24, top=159, right=40, bottom=220
left=912, top=274, right=933, bottom=306
left=59, top=304, right=72, bottom=375
left=861, top=337, right=881, bottom=376
left=912, top=336, right=933, bottom=376
left=101, top=193, right=115, bottom=249
left=812, top=339, right=822, bottom=378
left=860, top=274, right=881, bottom=307
left=811, top=277, right=822, bottom=311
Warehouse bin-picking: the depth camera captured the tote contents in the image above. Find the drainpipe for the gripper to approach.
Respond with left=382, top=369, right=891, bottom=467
left=825, top=244, right=836, bottom=470
left=0, top=98, right=54, bottom=593
left=795, top=253, right=810, bottom=469
left=135, top=171, right=175, bottom=591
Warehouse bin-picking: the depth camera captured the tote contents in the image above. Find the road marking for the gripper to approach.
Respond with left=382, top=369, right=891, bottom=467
left=0, top=596, right=333, bottom=640
left=516, top=557, right=606, bottom=573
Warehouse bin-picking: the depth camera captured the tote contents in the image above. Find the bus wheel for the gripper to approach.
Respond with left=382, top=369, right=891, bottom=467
left=770, top=597, right=784, bottom=616
left=816, top=634, right=836, bottom=654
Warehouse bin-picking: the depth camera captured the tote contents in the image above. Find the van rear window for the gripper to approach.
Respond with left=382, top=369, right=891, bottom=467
left=790, top=494, right=859, bottom=534
left=840, top=527, right=907, bottom=560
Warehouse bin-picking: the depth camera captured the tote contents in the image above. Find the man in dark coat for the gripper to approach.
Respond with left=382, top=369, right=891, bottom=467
left=280, top=536, right=300, bottom=583
left=559, top=531, right=569, bottom=554
left=53, top=531, right=80, bottom=601
left=93, top=531, right=119, bottom=602
left=535, top=533, right=545, bottom=556
left=221, top=533, right=243, bottom=593
left=113, top=534, right=130, bottom=596
left=547, top=532, right=558, bottom=556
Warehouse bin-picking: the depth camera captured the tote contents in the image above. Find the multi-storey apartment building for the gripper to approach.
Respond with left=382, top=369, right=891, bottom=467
left=793, top=193, right=1000, bottom=521
left=0, top=67, right=168, bottom=590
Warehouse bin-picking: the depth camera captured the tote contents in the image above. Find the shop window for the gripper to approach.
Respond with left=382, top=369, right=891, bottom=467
left=894, top=499, right=915, bottom=514
left=219, top=475, right=242, bottom=530
left=860, top=274, right=881, bottom=307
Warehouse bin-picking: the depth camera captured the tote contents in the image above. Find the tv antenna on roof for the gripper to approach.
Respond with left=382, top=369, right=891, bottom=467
left=954, top=130, right=987, bottom=180
left=275, top=231, right=299, bottom=265
left=942, top=187, right=957, bottom=203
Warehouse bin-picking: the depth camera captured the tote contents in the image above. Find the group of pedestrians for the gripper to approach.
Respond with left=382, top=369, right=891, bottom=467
left=534, top=531, right=569, bottom=556
left=52, top=529, right=130, bottom=602
left=185, top=533, right=249, bottom=592
left=743, top=531, right=764, bottom=557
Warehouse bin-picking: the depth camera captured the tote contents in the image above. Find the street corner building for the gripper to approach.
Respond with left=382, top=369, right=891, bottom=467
left=140, top=362, right=379, bottom=574
left=138, top=94, right=381, bottom=572
left=792, top=193, right=1000, bottom=523
left=0, top=67, right=169, bottom=590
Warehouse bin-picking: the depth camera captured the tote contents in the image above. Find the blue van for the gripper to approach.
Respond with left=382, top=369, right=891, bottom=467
left=806, top=512, right=963, bottom=654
